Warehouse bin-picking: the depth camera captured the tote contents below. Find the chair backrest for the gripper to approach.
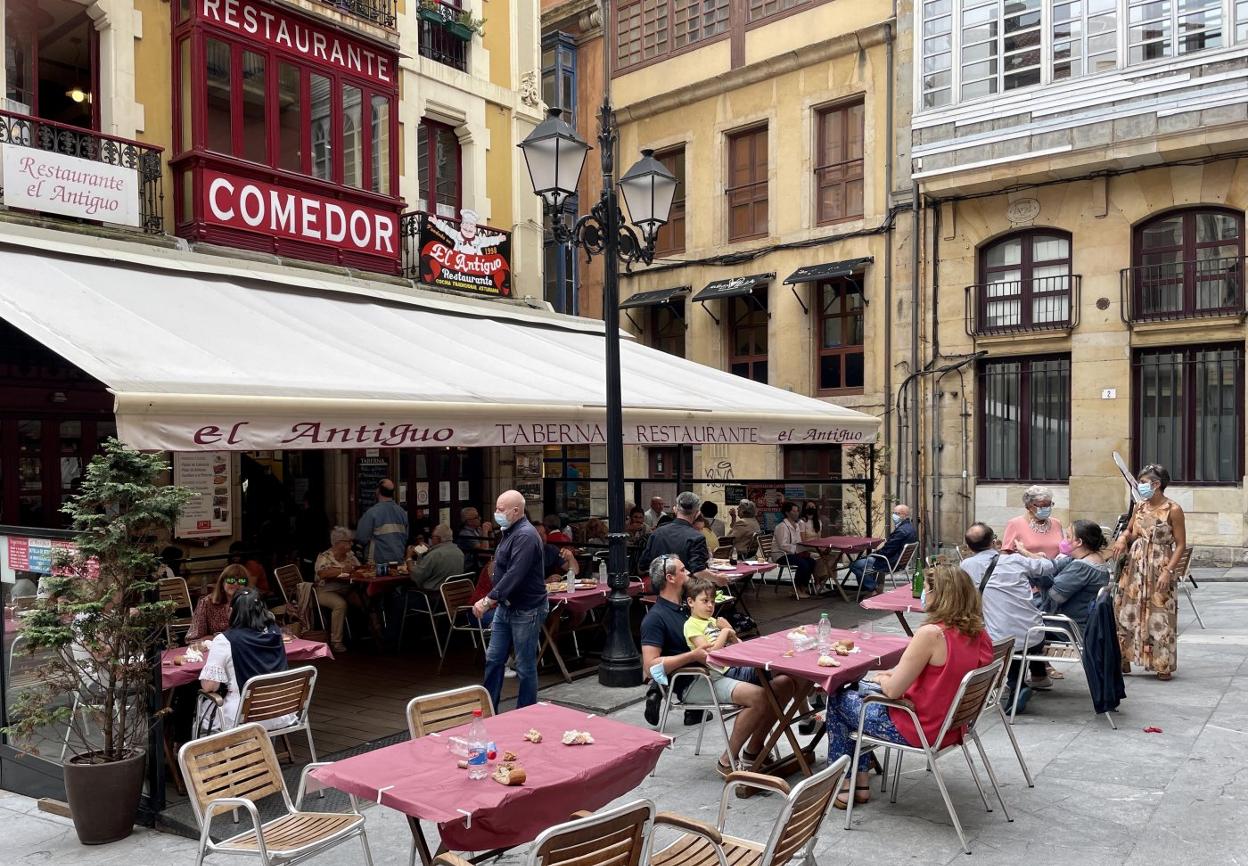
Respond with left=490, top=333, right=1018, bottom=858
left=238, top=666, right=317, bottom=726
left=894, top=542, right=919, bottom=573
left=934, top=659, right=1005, bottom=744
left=158, top=577, right=193, bottom=614
left=712, top=545, right=735, bottom=560
left=529, top=798, right=653, bottom=866
left=441, top=577, right=476, bottom=616
left=756, top=533, right=775, bottom=559
left=760, top=756, right=849, bottom=866
left=1173, top=546, right=1193, bottom=579
left=406, top=685, right=495, bottom=738
left=273, top=563, right=304, bottom=606
left=178, top=723, right=290, bottom=827
left=718, top=535, right=735, bottom=548
left=985, top=637, right=1016, bottom=710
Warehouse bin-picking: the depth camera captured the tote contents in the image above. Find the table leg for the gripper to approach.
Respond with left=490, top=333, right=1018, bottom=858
left=827, top=552, right=853, bottom=604
left=408, top=816, right=434, bottom=866
left=749, top=678, right=816, bottom=778
left=537, top=606, right=573, bottom=683
left=894, top=611, right=914, bottom=637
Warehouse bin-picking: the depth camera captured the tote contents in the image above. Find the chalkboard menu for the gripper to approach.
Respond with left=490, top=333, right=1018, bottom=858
left=723, top=484, right=747, bottom=504
left=355, top=455, right=390, bottom=514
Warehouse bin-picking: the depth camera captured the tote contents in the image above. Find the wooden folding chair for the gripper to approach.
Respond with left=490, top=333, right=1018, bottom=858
left=438, top=578, right=490, bottom=665
left=1172, top=548, right=1204, bottom=628
left=200, top=666, right=319, bottom=766
left=271, top=564, right=310, bottom=628
left=399, top=572, right=475, bottom=655
left=178, top=723, right=372, bottom=866
left=649, top=757, right=850, bottom=866
left=856, top=541, right=918, bottom=600
left=406, top=685, right=494, bottom=738
left=753, top=533, right=794, bottom=598
left=846, top=659, right=1007, bottom=854
left=160, top=576, right=194, bottom=646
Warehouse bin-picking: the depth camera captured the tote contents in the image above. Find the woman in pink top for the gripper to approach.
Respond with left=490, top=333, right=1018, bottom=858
left=825, top=564, right=993, bottom=808
left=1001, top=485, right=1064, bottom=559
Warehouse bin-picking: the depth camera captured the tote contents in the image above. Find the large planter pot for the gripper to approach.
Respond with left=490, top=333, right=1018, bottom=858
left=446, top=21, right=475, bottom=40
left=418, top=7, right=445, bottom=24
left=63, top=750, right=146, bottom=845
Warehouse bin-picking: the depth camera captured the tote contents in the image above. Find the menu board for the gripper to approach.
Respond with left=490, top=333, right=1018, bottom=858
left=355, top=455, right=390, bottom=513
left=6, top=536, right=78, bottom=576
left=174, top=452, right=233, bottom=538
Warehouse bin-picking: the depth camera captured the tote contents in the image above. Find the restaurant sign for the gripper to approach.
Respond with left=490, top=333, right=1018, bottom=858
left=415, top=209, right=512, bottom=297
left=0, top=146, right=141, bottom=228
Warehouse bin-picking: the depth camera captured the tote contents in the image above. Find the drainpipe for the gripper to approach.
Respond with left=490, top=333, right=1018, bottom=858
left=882, top=14, right=895, bottom=507
left=909, top=183, right=921, bottom=546
left=930, top=200, right=942, bottom=547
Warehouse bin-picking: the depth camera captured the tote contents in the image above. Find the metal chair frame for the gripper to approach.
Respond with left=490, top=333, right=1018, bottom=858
left=986, top=637, right=1034, bottom=786
left=654, top=666, right=744, bottom=773
left=855, top=542, right=918, bottom=601
left=159, top=576, right=194, bottom=646
left=1172, top=548, right=1205, bottom=629
left=753, top=533, right=795, bottom=598
left=439, top=577, right=491, bottom=662
left=398, top=571, right=474, bottom=655
left=1011, top=614, right=1116, bottom=729
left=197, top=665, right=319, bottom=767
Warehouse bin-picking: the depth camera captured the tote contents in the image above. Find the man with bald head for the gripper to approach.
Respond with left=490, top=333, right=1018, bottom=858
left=474, top=489, right=548, bottom=708
left=848, top=503, right=917, bottom=593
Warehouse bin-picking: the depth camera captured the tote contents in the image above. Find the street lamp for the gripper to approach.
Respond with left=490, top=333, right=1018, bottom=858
left=519, top=97, right=675, bottom=688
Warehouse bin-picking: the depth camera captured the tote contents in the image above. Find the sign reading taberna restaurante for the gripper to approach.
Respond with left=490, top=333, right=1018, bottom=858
left=416, top=209, right=512, bottom=297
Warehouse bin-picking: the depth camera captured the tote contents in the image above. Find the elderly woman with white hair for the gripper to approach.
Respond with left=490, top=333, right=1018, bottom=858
left=314, top=526, right=362, bottom=653
left=1002, top=485, right=1064, bottom=559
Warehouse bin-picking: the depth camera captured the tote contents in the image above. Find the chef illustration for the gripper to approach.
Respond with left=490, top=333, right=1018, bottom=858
left=430, top=208, right=507, bottom=255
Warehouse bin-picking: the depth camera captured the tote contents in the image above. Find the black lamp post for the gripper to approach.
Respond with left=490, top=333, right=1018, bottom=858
left=519, top=93, right=676, bottom=688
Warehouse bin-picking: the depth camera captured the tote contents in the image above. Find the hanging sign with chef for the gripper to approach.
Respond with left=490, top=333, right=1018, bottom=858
left=417, top=208, right=512, bottom=297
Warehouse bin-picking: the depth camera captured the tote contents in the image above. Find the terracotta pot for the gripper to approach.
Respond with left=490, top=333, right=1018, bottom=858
left=63, top=750, right=146, bottom=845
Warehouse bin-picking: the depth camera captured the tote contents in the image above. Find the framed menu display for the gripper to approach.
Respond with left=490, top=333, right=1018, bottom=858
left=174, top=452, right=233, bottom=538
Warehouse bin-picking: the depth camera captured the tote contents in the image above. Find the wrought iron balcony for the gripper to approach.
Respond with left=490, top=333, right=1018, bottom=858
left=319, top=0, right=397, bottom=28
left=965, top=274, right=1080, bottom=336
left=417, top=0, right=470, bottom=72
left=0, top=110, right=163, bottom=234
left=1121, top=256, right=1246, bottom=323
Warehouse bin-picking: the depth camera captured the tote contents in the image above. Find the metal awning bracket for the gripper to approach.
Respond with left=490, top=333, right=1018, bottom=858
left=789, top=284, right=810, bottom=315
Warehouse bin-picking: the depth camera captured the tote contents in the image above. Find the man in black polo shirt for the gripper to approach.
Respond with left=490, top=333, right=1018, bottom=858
left=640, top=555, right=794, bottom=773
left=639, top=491, right=711, bottom=577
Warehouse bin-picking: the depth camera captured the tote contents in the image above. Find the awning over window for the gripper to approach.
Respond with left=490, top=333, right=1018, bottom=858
left=0, top=241, right=879, bottom=451
left=691, top=273, right=773, bottom=303
left=783, top=257, right=874, bottom=285
left=619, top=286, right=690, bottom=309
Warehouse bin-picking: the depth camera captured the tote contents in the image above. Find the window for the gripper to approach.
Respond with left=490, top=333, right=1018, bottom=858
left=418, top=121, right=461, bottom=216
left=418, top=1, right=469, bottom=72
left=749, top=0, right=808, bottom=21
left=241, top=51, right=267, bottom=163
left=542, top=33, right=577, bottom=123
left=310, top=73, right=332, bottom=181
left=649, top=447, right=694, bottom=479
left=815, top=101, right=864, bottom=224
left=979, top=356, right=1071, bottom=482
left=277, top=63, right=302, bottom=172
left=1134, top=345, right=1243, bottom=484
left=1053, top=0, right=1119, bottom=80
left=370, top=95, right=391, bottom=195
left=783, top=445, right=843, bottom=479
left=1130, top=208, right=1245, bottom=320
left=544, top=203, right=578, bottom=314
left=1240, top=0, right=1248, bottom=40
left=654, top=147, right=686, bottom=255
left=649, top=302, right=686, bottom=357
left=816, top=281, right=864, bottom=393
left=205, top=38, right=233, bottom=154
left=977, top=230, right=1073, bottom=331
left=616, top=0, right=729, bottom=70
left=727, top=126, right=768, bottom=242
left=729, top=287, right=769, bottom=382
left=1128, top=0, right=1223, bottom=62
left=342, top=85, right=363, bottom=188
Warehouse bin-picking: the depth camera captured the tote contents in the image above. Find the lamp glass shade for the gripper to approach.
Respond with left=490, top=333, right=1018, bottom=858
left=619, top=150, right=677, bottom=238
left=518, top=108, right=590, bottom=209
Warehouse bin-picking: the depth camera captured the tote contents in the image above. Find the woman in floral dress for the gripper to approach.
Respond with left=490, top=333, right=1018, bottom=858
left=1110, top=464, right=1186, bottom=680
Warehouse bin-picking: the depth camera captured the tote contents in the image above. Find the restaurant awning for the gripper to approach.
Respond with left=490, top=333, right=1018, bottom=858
left=691, top=273, right=773, bottom=303
left=0, top=241, right=878, bottom=451
left=619, top=286, right=689, bottom=309
left=782, top=257, right=874, bottom=285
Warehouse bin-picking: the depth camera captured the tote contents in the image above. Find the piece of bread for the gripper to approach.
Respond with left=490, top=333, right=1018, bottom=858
left=817, top=655, right=840, bottom=667
left=502, top=750, right=518, bottom=762
left=491, top=763, right=526, bottom=786
left=523, top=729, right=543, bottom=743
left=561, top=730, right=594, bottom=745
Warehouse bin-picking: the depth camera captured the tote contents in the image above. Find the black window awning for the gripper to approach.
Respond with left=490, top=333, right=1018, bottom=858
left=691, top=273, right=774, bottom=302
left=782, top=257, right=874, bottom=285
left=619, top=286, right=690, bottom=309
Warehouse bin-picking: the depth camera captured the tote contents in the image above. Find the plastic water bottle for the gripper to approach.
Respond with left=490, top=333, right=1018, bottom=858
left=466, top=709, right=489, bottom=780
left=598, top=556, right=608, bottom=586
left=817, top=612, right=833, bottom=654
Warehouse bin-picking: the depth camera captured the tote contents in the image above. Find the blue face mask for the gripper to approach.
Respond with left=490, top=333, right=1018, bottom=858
left=1138, top=483, right=1154, bottom=500
left=649, top=661, right=669, bottom=687
left=1034, top=506, right=1052, bottom=520
left=494, top=510, right=511, bottom=530
left=892, top=514, right=903, bottom=526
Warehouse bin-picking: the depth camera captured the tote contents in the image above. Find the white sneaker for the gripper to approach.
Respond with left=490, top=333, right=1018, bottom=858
left=504, top=668, right=518, bottom=679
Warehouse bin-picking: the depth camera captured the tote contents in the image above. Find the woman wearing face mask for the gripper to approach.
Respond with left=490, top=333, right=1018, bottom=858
left=1110, top=464, right=1185, bottom=681
left=1002, top=485, right=1064, bottom=559
left=1030, top=520, right=1111, bottom=634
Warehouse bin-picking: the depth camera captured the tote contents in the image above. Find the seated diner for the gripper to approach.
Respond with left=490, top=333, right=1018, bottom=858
left=197, top=590, right=295, bottom=734
left=186, top=564, right=254, bottom=642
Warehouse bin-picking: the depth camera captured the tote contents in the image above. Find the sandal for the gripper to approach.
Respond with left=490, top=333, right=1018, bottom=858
left=1157, top=672, right=1173, bottom=681
left=833, top=778, right=871, bottom=810
left=716, top=756, right=734, bottom=777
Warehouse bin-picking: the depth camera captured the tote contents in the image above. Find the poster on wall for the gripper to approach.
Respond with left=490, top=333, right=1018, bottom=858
left=416, top=210, right=512, bottom=297
left=355, top=455, right=390, bottom=513
left=4, top=536, right=78, bottom=578
left=416, top=482, right=430, bottom=506
left=174, top=452, right=233, bottom=538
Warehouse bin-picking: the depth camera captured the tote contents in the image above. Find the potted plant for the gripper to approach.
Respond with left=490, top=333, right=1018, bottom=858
left=3, top=440, right=191, bottom=844
left=446, top=9, right=486, bottom=40
left=417, top=0, right=448, bottom=25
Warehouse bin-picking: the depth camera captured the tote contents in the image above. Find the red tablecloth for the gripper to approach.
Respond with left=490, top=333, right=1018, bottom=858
left=311, top=702, right=668, bottom=852
left=547, top=581, right=643, bottom=616
left=860, top=586, right=925, bottom=614
left=798, top=536, right=883, bottom=553
left=709, top=626, right=909, bottom=693
left=349, top=569, right=411, bottom=598
left=160, top=638, right=334, bottom=689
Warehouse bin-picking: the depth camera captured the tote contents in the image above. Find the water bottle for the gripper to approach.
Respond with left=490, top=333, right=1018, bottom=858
left=466, top=709, right=489, bottom=780
left=817, top=612, right=833, bottom=654
left=911, top=560, right=925, bottom=599
left=598, top=556, right=608, bottom=586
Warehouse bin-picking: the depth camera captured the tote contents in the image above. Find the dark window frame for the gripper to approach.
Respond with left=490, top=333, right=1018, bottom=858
left=814, top=99, right=865, bottom=225
left=815, top=279, right=865, bottom=395
left=977, top=354, right=1072, bottom=484
left=543, top=197, right=579, bottom=314
left=416, top=119, right=462, bottom=217
left=647, top=301, right=686, bottom=357
left=653, top=145, right=686, bottom=256
left=541, top=32, right=577, bottom=124
left=726, top=124, right=768, bottom=242
left=649, top=446, right=694, bottom=479
left=783, top=445, right=842, bottom=479
left=977, top=229, right=1074, bottom=332
left=1132, top=344, right=1244, bottom=486
left=1129, top=207, right=1246, bottom=320
left=727, top=285, right=769, bottom=383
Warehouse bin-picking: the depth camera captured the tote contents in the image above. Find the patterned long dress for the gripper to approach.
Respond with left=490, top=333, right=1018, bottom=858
left=1115, top=500, right=1178, bottom=675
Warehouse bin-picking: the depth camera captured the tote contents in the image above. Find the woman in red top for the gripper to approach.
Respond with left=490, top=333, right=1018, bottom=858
left=826, top=563, right=993, bottom=808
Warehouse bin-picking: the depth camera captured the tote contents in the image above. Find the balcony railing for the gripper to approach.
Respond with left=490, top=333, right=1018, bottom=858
left=319, top=0, right=397, bottom=28
left=965, top=275, right=1080, bottom=336
left=0, top=110, right=163, bottom=234
left=1121, top=256, right=1246, bottom=323
left=418, top=1, right=469, bottom=71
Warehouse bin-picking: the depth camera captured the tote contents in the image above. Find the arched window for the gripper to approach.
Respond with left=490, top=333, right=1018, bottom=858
left=974, top=230, right=1073, bottom=334
left=1129, top=208, right=1245, bottom=321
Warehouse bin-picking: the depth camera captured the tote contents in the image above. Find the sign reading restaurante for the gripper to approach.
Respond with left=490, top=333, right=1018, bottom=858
left=0, top=147, right=141, bottom=228
left=417, top=209, right=512, bottom=297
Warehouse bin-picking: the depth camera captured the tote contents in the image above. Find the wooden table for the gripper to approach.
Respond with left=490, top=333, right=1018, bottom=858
left=859, top=585, right=924, bottom=636
left=709, top=625, right=909, bottom=777
left=798, top=536, right=884, bottom=602
left=541, top=580, right=643, bottom=682
left=311, top=702, right=668, bottom=865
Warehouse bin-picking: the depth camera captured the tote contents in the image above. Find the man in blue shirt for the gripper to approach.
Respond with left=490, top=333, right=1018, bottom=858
left=848, top=503, right=917, bottom=591
left=474, top=489, right=548, bottom=709
left=355, top=480, right=409, bottom=564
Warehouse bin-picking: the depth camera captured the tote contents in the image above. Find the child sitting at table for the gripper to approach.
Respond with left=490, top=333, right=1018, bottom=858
left=682, top=576, right=738, bottom=659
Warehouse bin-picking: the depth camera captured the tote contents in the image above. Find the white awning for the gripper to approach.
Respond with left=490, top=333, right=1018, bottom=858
left=0, top=242, right=879, bottom=451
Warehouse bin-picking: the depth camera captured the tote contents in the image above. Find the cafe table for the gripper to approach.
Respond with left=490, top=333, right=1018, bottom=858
left=859, top=585, right=925, bottom=636
left=541, top=579, right=644, bottom=682
left=708, top=625, right=909, bottom=777
left=797, top=536, right=884, bottom=602
left=705, top=560, right=772, bottom=616
left=159, top=637, right=334, bottom=689
left=311, top=701, right=669, bottom=866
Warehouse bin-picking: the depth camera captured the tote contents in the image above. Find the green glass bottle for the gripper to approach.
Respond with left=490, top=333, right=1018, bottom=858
left=911, top=559, right=924, bottom=599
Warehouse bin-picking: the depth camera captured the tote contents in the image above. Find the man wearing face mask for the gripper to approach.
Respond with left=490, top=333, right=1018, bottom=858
left=474, top=489, right=548, bottom=709
left=847, top=504, right=916, bottom=593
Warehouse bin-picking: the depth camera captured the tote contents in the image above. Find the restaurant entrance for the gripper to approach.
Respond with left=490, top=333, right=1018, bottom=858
left=399, top=448, right=485, bottom=537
